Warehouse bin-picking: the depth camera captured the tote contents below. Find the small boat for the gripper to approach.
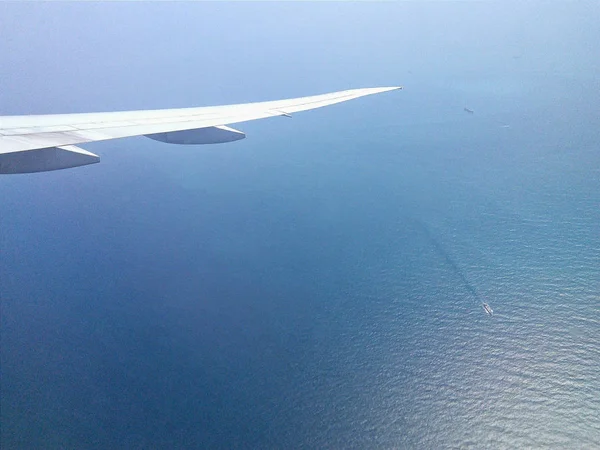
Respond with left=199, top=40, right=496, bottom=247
left=482, top=303, right=493, bottom=316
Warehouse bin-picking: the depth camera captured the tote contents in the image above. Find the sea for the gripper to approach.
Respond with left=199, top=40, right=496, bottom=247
left=1, top=2, right=599, bottom=448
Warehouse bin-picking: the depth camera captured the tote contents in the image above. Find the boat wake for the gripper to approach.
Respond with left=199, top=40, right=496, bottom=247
left=415, top=220, right=492, bottom=315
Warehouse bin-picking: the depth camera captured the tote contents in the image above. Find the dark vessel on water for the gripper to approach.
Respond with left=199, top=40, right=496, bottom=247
left=482, top=303, right=493, bottom=316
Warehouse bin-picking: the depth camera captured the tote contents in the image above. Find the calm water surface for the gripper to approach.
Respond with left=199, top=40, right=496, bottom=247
left=1, top=2, right=599, bottom=448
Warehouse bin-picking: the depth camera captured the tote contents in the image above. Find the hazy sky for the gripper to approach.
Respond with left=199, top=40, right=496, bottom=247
left=1, top=1, right=597, bottom=117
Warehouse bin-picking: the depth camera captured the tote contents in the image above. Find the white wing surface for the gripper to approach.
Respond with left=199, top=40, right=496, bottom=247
left=0, top=86, right=401, bottom=174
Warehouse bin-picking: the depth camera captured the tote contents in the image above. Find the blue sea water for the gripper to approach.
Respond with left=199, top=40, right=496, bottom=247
left=1, top=2, right=599, bottom=449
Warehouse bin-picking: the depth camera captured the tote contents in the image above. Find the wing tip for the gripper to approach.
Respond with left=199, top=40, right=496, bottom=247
left=378, top=86, right=403, bottom=92
left=355, top=86, right=403, bottom=96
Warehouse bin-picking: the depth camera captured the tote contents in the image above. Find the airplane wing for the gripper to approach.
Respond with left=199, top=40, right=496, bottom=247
left=0, top=86, right=401, bottom=174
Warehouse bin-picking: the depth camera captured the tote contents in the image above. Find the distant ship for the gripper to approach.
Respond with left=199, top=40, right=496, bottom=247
left=464, top=107, right=474, bottom=114
left=482, top=303, right=493, bottom=316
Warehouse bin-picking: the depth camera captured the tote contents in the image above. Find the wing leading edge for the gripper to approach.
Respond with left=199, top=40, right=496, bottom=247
left=0, top=86, right=401, bottom=174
